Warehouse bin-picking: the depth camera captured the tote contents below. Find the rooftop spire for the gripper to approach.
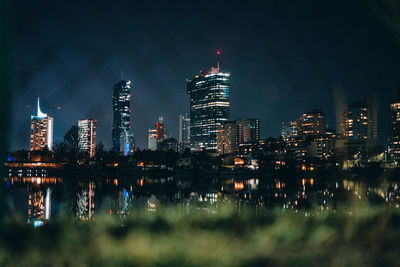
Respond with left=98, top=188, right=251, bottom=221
left=36, top=97, right=47, bottom=118
left=217, top=50, right=220, bottom=72
left=121, top=70, right=124, bottom=80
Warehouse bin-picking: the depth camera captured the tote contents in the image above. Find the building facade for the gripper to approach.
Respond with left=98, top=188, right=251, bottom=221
left=78, top=119, right=97, bottom=158
left=187, top=66, right=230, bottom=153
left=30, top=98, right=54, bottom=151
left=390, top=101, right=400, bottom=162
left=298, top=110, right=326, bottom=138
left=112, top=79, right=134, bottom=156
left=179, top=113, right=191, bottom=150
left=341, top=103, right=370, bottom=140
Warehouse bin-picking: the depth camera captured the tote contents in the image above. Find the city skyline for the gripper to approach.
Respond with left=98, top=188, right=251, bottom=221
left=11, top=0, right=400, bottom=151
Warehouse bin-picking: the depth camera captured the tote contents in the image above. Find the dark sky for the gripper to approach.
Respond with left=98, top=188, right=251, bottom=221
left=11, top=0, right=400, bottom=150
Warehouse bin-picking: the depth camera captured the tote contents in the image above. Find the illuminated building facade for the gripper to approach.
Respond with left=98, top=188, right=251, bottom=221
left=148, top=128, right=158, bottom=151
left=298, top=110, right=326, bottom=137
left=217, top=119, right=260, bottom=155
left=341, top=103, right=369, bottom=140
left=112, top=79, right=134, bottom=155
left=236, top=119, right=260, bottom=144
left=30, top=98, right=54, bottom=151
left=179, top=113, right=190, bottom=150
left=281, top=121, right=298, bottom=142
left=148, top=117, right=166, bottom=151
left=217, top=121, right=237, bottom=155
left=78, top=119, right=96, bottom=158
left=187, top=66, right=230, bottom=153
left=390, top=99, right=400, bottom=162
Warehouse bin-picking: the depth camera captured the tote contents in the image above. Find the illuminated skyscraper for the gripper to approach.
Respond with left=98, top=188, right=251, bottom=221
left=179, top=113, right=190, bottom=150
left=78, top=119, right=97, bottom=158
left=187, top=54, right=230, bottom=153
left=30, top=98, right=54, bottom=151
left=112, top=79, right=134, bottom=155
left=148, top=128, right=158, bottom=151
left=155, top=116, right=166, bottom=142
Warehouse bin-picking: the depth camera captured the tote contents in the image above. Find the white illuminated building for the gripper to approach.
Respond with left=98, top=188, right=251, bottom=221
left=78, top=119, right=97, bottom=158
left=30, top=98, right=54, bottom=151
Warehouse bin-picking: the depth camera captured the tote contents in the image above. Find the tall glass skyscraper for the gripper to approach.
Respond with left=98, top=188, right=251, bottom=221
left=187, top=66, right=230, bottom=153
left=112, top=79, right=134, bottom=155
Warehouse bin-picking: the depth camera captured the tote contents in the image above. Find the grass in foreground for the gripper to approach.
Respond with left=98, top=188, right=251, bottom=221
left=0, top=206, right=399, bottom=266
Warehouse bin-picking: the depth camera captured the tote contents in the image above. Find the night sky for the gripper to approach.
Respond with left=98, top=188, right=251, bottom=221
left=11, top=0, right=400, bottom=150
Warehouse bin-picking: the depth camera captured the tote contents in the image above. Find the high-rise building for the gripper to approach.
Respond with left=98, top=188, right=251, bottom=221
left=187, top=59, right=230, bottom=153
left=78, top=119, right=97, bottom=158
left=298, top=110, right=326, bottom=137
left=179, top=113, right=190, bottom=150
left=216, top=119, right=260, bottom=155
left=112, top=79, right=134, bottom=156
left=148, top=128, right=158, bottom=151
left=341, top=103, right=370, bottom=140
left=281, top=121, right=298, bottom=142
left=366, top=95, right=378, bottom=139
left=236, top=119, right=260, bottom=144
left=148, top=117, right=166, bottom=151
left=217, top=121, right=237, bottom=155
left=30, top=98, right=54, bottom=151
left=155, top=116, right=166, bottom=141
left=390, top=92, right=400, bottom=162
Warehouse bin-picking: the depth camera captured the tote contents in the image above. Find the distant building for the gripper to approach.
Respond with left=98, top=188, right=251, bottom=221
left=217, top=119, right=260, bottom=155
left=30, top=98, right=54, bottom=151
left=179, top=114, right=190, bottom=150
left=281, top=121, right=298, bottom=142
left=341, top=103, right=370, bottom=140
left=78, top=119, right=97, bottom=158
left=159, top=137, right=179, bottom=152
left=148, top=117, right=167, bottom=151
left=112, top=79, right=134, bottom=156
left=298, top=110, right=326, bottom=138
left=390, top=92, right=400, bottom=163
left=236, top=119, right=260, bottom=144
left=148, top=128, right=158, bottom=151
left=187, top=61, right=230, bottom=153
left=217, top=121, right=237, bottom=155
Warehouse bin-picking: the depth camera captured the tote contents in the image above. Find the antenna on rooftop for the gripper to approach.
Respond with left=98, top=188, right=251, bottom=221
left=217, top=50, right=221, bottom=72
left=121, top=70, right=124, bottom=80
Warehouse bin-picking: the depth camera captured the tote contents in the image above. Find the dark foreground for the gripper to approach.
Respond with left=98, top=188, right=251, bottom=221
left=0, top=206, right=399, bottom=267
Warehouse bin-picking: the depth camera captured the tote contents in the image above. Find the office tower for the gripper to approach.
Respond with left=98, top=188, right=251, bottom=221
left=217, top=121, right=237, bottom=155
left=298, top=110, right=326, bottom=137
left=112, top=79, right=134, bottom=155
left=179, top=113, right=191, bottom=150
left=390, top=92, right=400, bottom=162
left=78, top=119, right=96, bottom=158
left=366, top=95, right=378, bottom=139
left=236, top=119, right=260, bottom=144
left=30, top=98, right=54, bottom=151
left=187, top=55, right=230, bottom=153
left=148, top=117, right=166, bottom=151
left=341, top=103, right=369, bottom=140
left=148, top=128, right=158, bottom=151
left=281, top=121, right=298, bottom=142
left=155, top=116, right=166, bottom=141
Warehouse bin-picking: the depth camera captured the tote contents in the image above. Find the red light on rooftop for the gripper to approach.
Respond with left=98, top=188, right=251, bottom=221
left=217, top=50, right=220, bottom=55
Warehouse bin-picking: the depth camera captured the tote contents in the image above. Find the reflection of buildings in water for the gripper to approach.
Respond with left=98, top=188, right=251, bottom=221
left=111, top=189, right=131, bottom=217
left=28, top=186, right=51, bottom=224
left=76, top=182, right=95, bottom=221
